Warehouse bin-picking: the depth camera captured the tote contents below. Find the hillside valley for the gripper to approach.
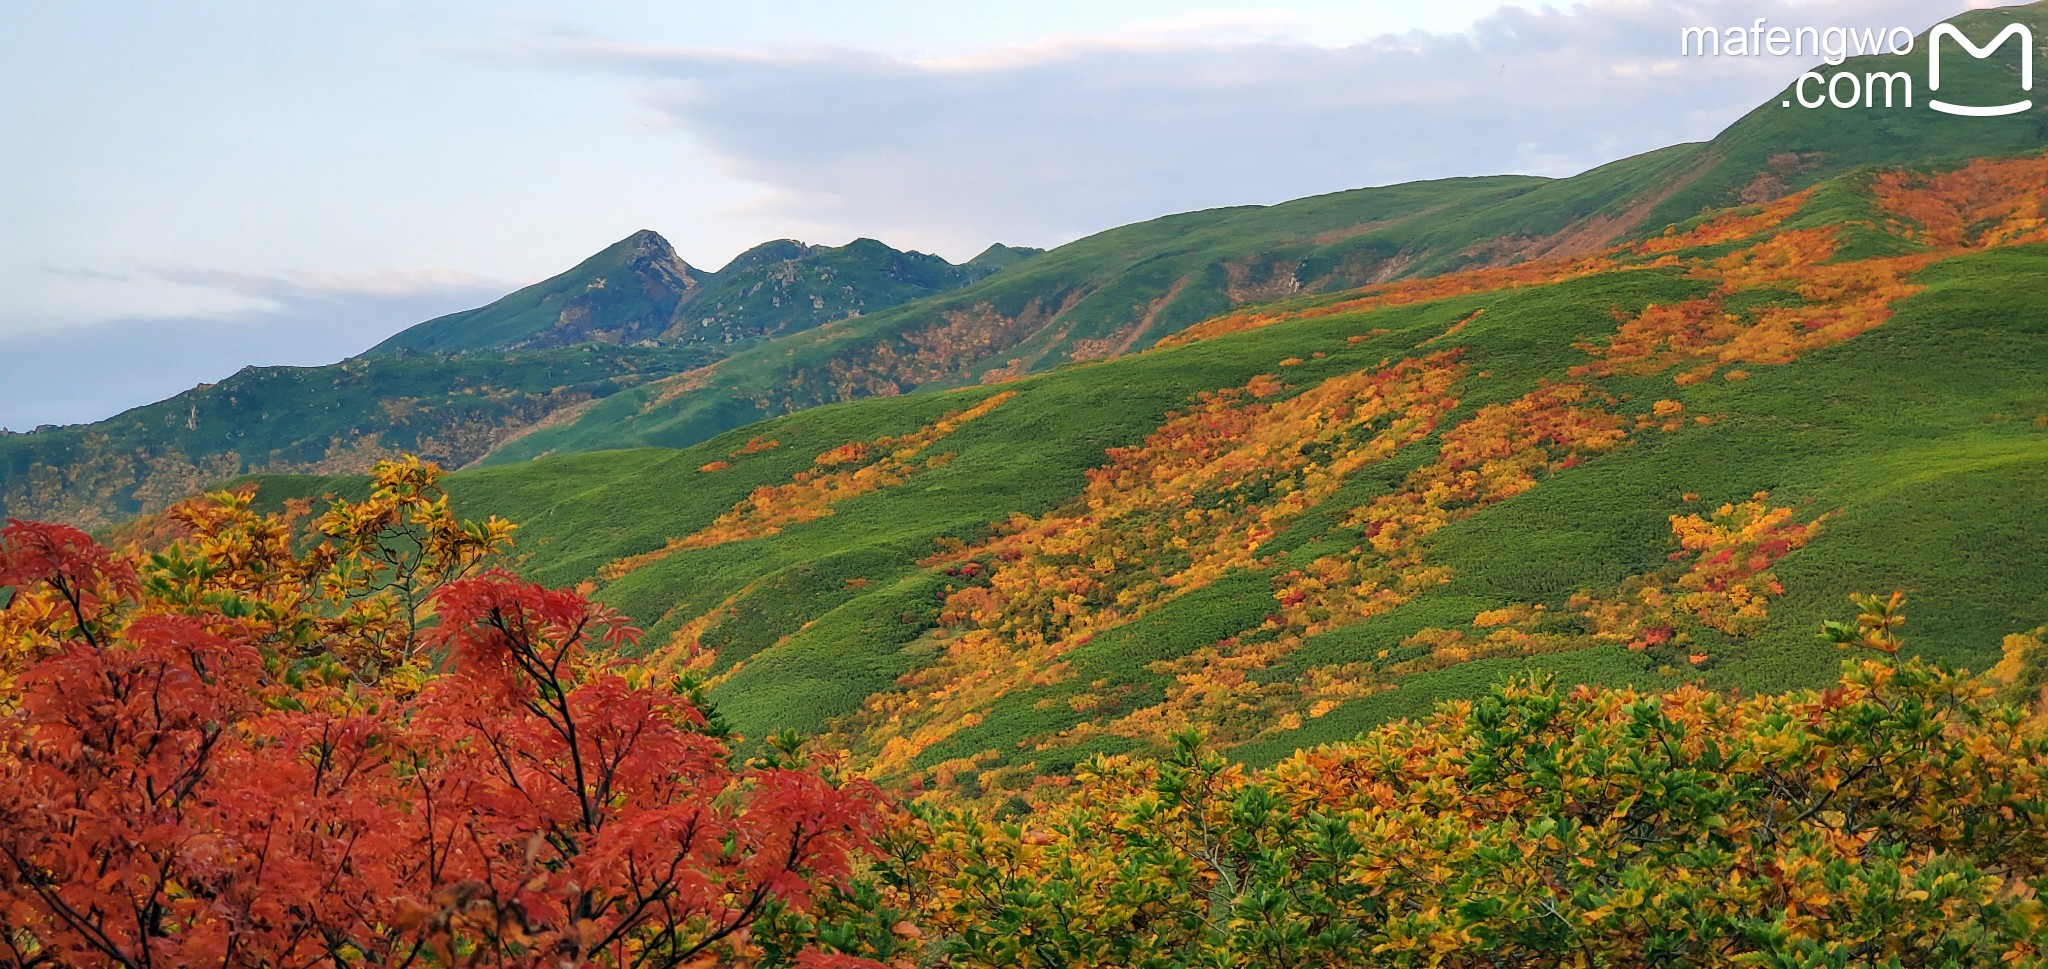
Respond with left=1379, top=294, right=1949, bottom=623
left=240, top=148, right=2048, bottom=799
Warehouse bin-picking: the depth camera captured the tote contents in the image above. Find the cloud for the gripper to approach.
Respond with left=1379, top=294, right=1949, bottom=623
left=502, top=0, right=2019, bottom=257
left=144, top=265, right=506, bottom=303
left=0, top=269, right=507, bottom=430
left=905, top=12, right=1315, bottom=72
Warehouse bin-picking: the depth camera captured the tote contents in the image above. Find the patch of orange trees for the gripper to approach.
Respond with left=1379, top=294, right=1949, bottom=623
left=1869, top=154, right=2048, bottom=250
left=1102, top=382, right=1636, bottom=746
left=1576, top=224, right=1931, bottom=384
left=2, top=458, right=513, bottom=697
left=1351, top=493, right=1820, bottom=693
left=1580, top=493, right=1820, bottom=654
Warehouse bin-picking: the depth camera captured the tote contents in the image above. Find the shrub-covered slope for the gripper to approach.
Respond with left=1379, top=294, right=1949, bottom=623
left=255, top=153, right=2048, bottom=799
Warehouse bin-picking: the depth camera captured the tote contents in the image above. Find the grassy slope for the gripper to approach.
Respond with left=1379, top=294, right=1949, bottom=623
left=485, top=3, right=2048, bottom=467
left=255, top=201, right=2048, bottom=778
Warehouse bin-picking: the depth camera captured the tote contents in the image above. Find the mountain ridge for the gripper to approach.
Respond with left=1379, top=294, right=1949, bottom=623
left=0, top=230, right=1035, bottom=527
left=481, top=3, right=2048, bottom=465
left=368, top=229, right=1020, bottom=356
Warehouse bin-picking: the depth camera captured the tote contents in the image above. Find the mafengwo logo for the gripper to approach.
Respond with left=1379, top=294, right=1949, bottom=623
left=1681, top=19, right=2034, bottom=115
left=1926, top=23, right=2033, bottom=116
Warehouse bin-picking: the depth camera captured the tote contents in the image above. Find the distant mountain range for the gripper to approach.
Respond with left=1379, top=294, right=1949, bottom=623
left=0, top=234, right=1038, bottom=526
left=369, top=231, right=1035, bottom=355
left=5, top=1, right=2046, bottom=531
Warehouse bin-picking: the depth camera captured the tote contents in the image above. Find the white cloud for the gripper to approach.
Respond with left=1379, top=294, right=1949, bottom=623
left=908, top=12, right=1314, bottom=72
left=147, top=266, right=510, bottom=304
left=0, top=269, right=508, bottom=429
left=503, top=1, right=2023, bottom=257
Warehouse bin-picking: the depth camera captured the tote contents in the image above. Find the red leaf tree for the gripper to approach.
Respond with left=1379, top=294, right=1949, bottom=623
left=0, top=508, right=887, bottom=968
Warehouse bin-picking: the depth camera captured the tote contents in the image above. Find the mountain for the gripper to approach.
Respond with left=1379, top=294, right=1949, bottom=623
left=0, top=232, right=1029, bottom=527
left=480, top=3, right=2048, bottom=465
left=665, top=237, right=1027, bottom=347
left=250, top=147, right=2048, bottom=796
left=368, top=230, right=707, bottom=353
left=962, top=243, right=1044, bottom=273
left=370, top=231, right=1022, bottom=355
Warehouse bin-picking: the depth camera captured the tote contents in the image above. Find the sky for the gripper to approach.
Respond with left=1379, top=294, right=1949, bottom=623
left=0, top=0, right=2023, bottom=429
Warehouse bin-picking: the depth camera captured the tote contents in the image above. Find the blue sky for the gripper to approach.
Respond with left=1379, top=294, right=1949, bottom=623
left=0, top=0, right=2019, bottom=428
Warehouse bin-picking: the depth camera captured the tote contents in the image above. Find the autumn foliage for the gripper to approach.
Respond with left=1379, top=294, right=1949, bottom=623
left=888, top=647, right=2048, bottom=966
left=0, top=461, right=888, bottom=968
left=855, top=355, right=1466, bottom=775
left=1108, top=381, right=1636, bottom=745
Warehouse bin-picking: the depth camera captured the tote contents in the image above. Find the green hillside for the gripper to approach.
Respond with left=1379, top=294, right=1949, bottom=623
left=250, top=150, right=2048, bottom=796
left=483, top=4, right=2048, bottom=467
left=0, top=344, right=712, bottom=528
left=1637, top=5, right=2048, bottom=231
